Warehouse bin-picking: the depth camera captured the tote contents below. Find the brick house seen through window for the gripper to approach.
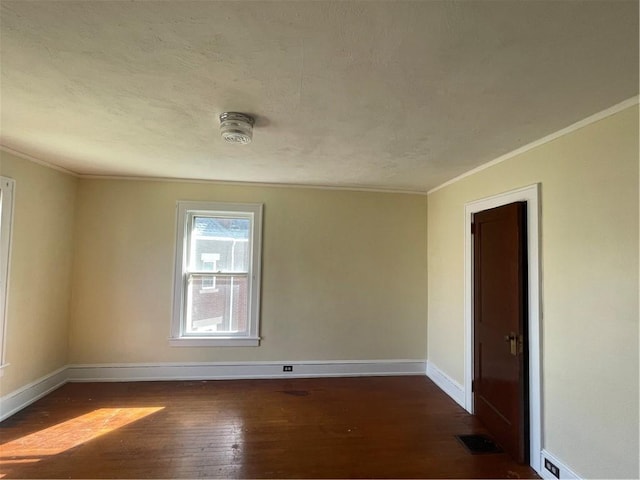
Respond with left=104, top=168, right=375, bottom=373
left=188, top=218, right=249, bottom=334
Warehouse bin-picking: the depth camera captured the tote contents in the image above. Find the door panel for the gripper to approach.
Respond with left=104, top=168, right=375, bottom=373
left=473, top=202, right=528, bottom=463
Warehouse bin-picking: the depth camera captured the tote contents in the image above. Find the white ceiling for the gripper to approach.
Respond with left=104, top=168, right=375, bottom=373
left=1, top=1, right=638, bottom=192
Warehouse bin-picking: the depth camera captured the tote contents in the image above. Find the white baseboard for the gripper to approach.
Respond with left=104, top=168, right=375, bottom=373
left=540, top=449, right=581, bottom=479
left=426, top=360, right=465, bottom=408
left=0, top=366, right=68, bottom=421
left=424, top=362, right=581, bottom=480
left=0, top=360, right=584, bottom=480
left=67, top=359, right=427, bottom=382
left=0, top=360, right=425, bottom=420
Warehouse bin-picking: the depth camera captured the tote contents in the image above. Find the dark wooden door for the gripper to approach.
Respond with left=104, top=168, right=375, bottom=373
left=473, top=202, right=528, bottom=463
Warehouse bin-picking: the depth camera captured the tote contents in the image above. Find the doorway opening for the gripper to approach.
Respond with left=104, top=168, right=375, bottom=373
left=463, top=184, right=541, bottom=473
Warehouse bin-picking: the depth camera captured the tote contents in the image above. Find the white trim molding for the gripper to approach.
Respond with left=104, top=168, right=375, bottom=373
left=464, top=184, right=542, bottom=474
left=425, top=361, right=465, bottom=408
left=540, top=449, right=582, bottom=480
left=0, top=144, right=426, bottom=196
left=67, top=360, right=427, bottom=382
left=428, top=95, right=639, bottom=194
left=0, top=177, right=16, bottom=369
left=0, top=366, right=68, bottom=421
left=0, top=360, right=426, bottom=420
left=0, top=145, right=79, bottom=177
left=171, top=201, right=263, bottom=347
left=79, top=174, right=429, bottom=196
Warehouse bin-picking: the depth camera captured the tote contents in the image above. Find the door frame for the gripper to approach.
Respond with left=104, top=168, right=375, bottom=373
left=464, top=183, right=541, bottom=473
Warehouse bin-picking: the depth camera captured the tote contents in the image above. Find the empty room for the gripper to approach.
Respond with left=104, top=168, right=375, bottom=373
left=0, top=1, right=638, bottom=479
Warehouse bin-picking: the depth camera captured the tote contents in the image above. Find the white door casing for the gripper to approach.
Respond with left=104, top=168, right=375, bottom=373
left=464, top=183, right=542, bottom=473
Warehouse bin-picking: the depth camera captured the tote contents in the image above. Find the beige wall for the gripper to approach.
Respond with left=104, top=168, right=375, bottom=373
left=427, top=105, right=639, bottom=479
left=2, top=103, right=637, bottom=478
left=69, top=180, right=428, bottom=363
left=0, top=151, right=77, bottom=394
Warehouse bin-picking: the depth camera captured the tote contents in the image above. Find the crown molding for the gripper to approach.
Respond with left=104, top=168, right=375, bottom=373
left=78, top=174, right=428, bottom=195
left=0, top=145, right=425, bottom=195
left=4, top=95, right=637, bottom=197
left=0, top=145, right=79, bottom=177
left=428, top=95, right=640, bottom=195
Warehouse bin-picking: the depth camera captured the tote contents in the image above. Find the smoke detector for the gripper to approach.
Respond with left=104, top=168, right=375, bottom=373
left=219, top=112, right=255, bottom=144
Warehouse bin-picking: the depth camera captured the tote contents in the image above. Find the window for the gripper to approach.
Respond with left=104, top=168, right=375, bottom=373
left=0, top=177, right=15, bottom=370
left=200, top=253, right=219, bottom=290
left=171, top=202, right=262, bottom=346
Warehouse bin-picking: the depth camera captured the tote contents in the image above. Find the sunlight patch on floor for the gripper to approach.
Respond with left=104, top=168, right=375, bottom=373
left=0, top=407, right=164, bottom=459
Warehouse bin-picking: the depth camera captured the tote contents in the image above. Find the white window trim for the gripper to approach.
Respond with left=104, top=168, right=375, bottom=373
left=170, top=201, right=262, bottom=347
left=0, top=177, right=15, bottom=373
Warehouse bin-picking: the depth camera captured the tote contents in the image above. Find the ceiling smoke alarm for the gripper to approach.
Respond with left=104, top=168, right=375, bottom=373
left=219, top=112, right=255, bottom=144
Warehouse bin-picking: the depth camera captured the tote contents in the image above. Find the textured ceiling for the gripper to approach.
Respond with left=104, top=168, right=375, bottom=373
left=1, top=1, right=638, bottom=192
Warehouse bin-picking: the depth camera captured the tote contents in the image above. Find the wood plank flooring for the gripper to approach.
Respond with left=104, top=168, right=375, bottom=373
left=0, top=376, right=539, bottom=479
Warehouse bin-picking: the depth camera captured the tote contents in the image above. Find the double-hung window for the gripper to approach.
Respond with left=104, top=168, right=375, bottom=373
left=171, top=202, right=262, bottom=346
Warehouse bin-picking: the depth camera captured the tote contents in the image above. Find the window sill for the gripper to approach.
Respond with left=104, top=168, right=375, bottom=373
left=168, top=337, right=260, bottom=347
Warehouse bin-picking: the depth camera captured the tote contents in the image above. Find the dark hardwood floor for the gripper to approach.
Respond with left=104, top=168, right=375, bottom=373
left=0, top=376, right=539, bottom=479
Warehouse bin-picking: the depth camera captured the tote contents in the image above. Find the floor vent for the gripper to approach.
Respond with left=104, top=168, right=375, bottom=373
left=455, top=434, right=503, bottom=454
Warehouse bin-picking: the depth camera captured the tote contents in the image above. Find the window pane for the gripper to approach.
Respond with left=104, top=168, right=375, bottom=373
left=185, top=275, right=249, bottom=335
left=192, top=217, right=250, bottom=272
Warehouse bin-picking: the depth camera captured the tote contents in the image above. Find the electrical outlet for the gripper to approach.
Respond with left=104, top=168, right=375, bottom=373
left=544, top=458, right=560, bottom=479
left=283, top=365, right=293, bottom=372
